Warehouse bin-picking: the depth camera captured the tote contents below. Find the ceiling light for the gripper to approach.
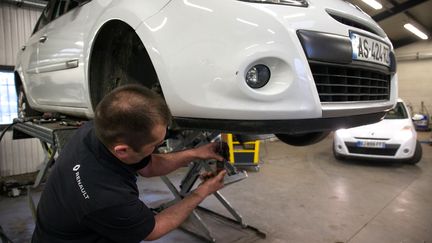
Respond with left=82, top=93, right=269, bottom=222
left=361, top=0, right=382, bottom=10
left=404, top=23, right=429, bottom=40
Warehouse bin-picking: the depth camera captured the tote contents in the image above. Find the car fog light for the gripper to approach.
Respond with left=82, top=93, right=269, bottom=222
left=403, top=148, right=409, bottom=153
left=337, top=145, right=342, bottom=150
left=246, top=64, right=271, bottom=89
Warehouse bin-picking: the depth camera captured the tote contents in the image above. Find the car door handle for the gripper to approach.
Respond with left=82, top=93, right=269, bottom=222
left=39, top=35, right=47, bottom=43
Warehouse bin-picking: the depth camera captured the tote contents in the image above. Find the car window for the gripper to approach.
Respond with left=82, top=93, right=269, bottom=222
left=384, top=102, right=408, bottom=119
left=32, top=0, right=85, bottom=34
left=66, top=0, right=81, bottom=11
left=49, top=0, right=86, bottom=23
left=52, top=0, right=68, bottom=19
left=32, top=0, right=56, bottom=34
left=52, top=0, right=82, bottom=19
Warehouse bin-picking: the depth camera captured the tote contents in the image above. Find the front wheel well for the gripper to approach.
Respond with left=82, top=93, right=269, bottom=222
left=89, top=20, right=161, bottom=110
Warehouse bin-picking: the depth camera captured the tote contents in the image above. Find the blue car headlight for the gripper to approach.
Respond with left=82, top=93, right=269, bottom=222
left=237, top=0, right=308, bottom=7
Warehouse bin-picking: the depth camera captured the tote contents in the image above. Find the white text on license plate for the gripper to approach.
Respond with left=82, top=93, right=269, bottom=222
left=350, top=32, right=390, bottom=67
left=356, top=140, right=386, bottom=148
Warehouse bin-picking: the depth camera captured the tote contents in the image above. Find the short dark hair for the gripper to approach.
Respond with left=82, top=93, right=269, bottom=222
left=94, top=84, right=171, bottom=152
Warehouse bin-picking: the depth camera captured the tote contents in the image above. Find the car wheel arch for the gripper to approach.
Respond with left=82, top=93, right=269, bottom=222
left=88, top=19, right=163, bottom=111
left=13, top=71, right=43, bottom=118
left=406, top=140, right=422, bottom=165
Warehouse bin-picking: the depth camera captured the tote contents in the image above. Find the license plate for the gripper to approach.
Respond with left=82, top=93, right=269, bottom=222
left=350, top=32, right=390, bottom=67
left=356, top=140, right=386, bottom=148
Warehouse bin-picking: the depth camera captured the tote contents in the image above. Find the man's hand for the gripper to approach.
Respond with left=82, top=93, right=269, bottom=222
left=139, top=142, right=226, bottom=177
left=194, top=170, right=227, bottom=198
left=192, top=142, right=224, bottom=161
left=146, top=169, right=226, bottom=240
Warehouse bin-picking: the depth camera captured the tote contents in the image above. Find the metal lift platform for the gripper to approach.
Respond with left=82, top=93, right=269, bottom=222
left=12, top=118, right=82, bottom=219
left=11, top=119, right=266, bottom=242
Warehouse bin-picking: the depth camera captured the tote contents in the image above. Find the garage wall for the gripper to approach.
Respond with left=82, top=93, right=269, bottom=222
left=0, top=2, right=42, bottom=66
left=0, top=131, right=45, bottom=177
left=395, top=41, right=432, bottom=120
left=0, top=2, right=44, bottom=177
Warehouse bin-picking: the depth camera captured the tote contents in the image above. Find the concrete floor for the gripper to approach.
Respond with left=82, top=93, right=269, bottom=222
left=0, top=132, right=431, bottom=243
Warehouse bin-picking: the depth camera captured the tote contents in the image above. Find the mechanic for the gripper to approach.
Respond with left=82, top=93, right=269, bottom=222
left=32, top=84, right=226, bottom=242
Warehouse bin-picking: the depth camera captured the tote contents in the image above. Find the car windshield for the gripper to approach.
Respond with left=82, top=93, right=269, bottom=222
left=384, top=102, right=408, bottom=119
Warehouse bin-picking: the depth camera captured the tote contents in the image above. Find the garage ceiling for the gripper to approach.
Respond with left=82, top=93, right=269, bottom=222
left=346, top=0, right=432, bottom=48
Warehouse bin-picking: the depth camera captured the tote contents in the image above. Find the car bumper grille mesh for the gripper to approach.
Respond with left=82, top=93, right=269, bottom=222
left=310, top=63, right=391, bottom=102
left=345, top=142, right=399, bottom=156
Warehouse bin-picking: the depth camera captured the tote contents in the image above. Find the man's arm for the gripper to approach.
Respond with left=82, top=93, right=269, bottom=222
left=138, top=142, right=224, bottom=177
left=145, top=170, right=226, bottom=241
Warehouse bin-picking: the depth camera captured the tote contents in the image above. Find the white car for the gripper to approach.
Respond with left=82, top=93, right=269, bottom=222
left=15, top=0, right=397, bottom=146
left=333, top=100, right=422, bottom=164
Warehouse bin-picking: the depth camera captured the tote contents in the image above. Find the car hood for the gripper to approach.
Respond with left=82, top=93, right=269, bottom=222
left=347, top=119, right=413, bottom=139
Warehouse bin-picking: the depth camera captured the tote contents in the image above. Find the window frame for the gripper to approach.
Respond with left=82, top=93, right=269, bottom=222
left=32, top=0, right=56, bottom=34
left=384, top=102, right=409, bottom=120
left=32, top=0, right=90, bottom=35
left=0, top=66, right=18, bottom=129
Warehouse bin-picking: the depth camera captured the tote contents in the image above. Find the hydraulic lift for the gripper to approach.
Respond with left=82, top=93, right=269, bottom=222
left=9, top=118, right=266, bottom=242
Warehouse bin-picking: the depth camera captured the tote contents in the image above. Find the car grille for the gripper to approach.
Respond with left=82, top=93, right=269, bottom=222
left=310, top=63, right=391, bottom=102
left=345, top=142, right=399, bottom=156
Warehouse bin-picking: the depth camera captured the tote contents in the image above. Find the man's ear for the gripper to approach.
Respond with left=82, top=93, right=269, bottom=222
left=112, top=144, right=132, bottom=162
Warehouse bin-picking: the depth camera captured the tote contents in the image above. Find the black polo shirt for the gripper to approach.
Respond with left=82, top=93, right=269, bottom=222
left=32, top=121, right=155, bottom=243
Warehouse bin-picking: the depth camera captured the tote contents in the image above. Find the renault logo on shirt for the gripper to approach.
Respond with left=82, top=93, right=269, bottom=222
left=73, top=164, right=81, bottom=171
left=73, top=164, right=90, bottom=199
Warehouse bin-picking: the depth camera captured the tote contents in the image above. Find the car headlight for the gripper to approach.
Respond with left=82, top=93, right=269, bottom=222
left=335, top=129, right=351, bottom=138
left=394, top=126, right=414, bottom=140
left=237, top=0, right=308, bottom=7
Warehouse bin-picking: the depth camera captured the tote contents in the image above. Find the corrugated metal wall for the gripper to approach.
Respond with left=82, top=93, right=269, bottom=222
left=0, top=131, right=45, bottom=176
left=0, top=2, right=44, bottom=177
left=0, top=2, right=42, bottom=66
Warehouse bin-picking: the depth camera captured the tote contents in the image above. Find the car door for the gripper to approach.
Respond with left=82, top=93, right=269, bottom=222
left=19, top=1, right=55, bottom=101
left=31, top=0, right=90, bottom=108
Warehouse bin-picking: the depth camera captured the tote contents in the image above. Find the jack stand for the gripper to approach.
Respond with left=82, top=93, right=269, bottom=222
left=157, top=131, right=266, bottom=242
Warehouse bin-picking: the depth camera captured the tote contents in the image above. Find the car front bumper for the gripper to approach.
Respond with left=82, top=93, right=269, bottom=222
left=333, top=133, right=417, bottom=160
left=137, top=0, right=397, bottom=129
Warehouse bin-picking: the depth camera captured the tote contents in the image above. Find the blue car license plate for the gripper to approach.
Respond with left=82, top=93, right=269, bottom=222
left=356, top=140, right=386, bottom=148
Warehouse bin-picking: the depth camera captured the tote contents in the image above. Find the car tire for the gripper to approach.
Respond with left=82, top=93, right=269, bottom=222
left=406, top=140, right=422, bottom=165
left=332, top=143, right=344, bottom=161
left=17, top=85, right=42, bottom=119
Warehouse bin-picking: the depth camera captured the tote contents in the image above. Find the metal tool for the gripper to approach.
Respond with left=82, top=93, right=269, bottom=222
left=158, top=131, right=263, bottom=242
